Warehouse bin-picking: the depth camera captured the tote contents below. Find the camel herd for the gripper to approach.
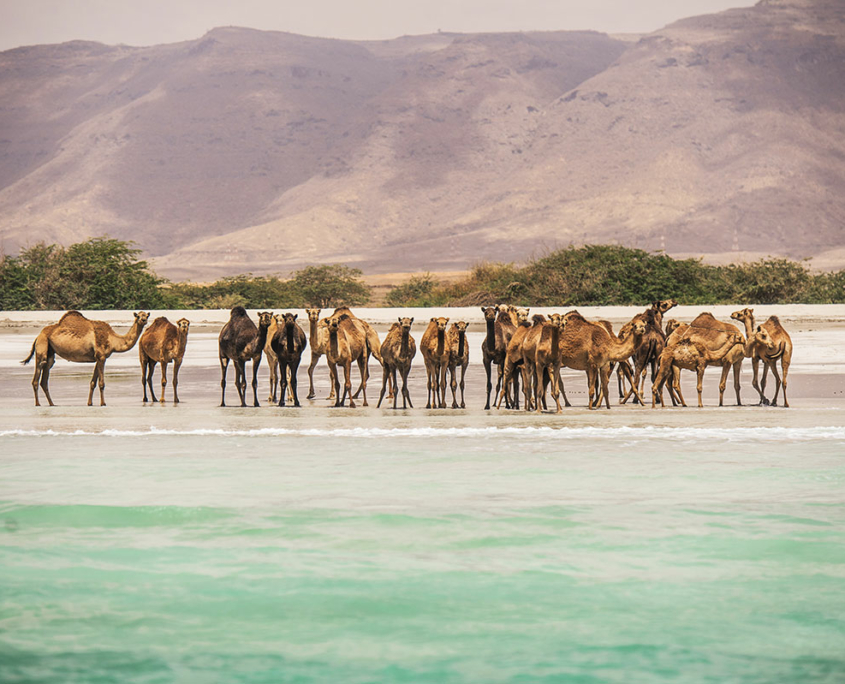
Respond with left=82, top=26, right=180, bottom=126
left=21, top=301, right=793, bottom=410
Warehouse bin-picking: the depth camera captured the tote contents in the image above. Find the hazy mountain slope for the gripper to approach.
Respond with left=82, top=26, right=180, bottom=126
left=1, top=0, right=843, bottom=279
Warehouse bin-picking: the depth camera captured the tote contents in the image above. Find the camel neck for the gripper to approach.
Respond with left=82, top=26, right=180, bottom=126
left=329, top=328, right=339, bottom=358
left=255, top=323, right=269, bottom=355
left=486, top=319, right=495, bottom=352
left=110, top=320, right=143, bottom=353
left=177, top=329, right=189, bottom=356
left=550, top=324, right=560, bottom=359
left=309, top=319, right=319, bottom=344
left=401, top=328, right=410, bottom=356
left=436, top=329, right=445, bottom=358
left=286, top=324, right=294, bottom=352
left=457, top=331, right=465, bottom=359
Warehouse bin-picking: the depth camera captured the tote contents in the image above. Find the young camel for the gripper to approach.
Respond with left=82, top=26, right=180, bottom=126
left=495, top=314, right=537, bottom=410
left=218, top=307, right=272, bottom=407
left=304, top=308, right=335, bottom=400
left=378, top=317, right=416, bottom=409
left=446, top=321, right=469, bottom=409
left=530, top=313, right=565, bottom=413
left=139, top=317, right=190, bottom=403
left=270, top=312, right=308, bottom=407
left=421, top=316, right=450, bottom=409
left=730, top=308, right=794, bottom=407
left=651, top=331, right=744, bottom=408
left=326, top=314, right=368, bottom=408
left=482, top=305, right=527, bottom=409
left=23, top=310, right=150, bottom=406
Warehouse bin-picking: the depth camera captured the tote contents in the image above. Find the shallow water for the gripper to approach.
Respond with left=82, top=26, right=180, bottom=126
left=2, top=404, right=845, bottom=684
left=2, top=316, right=845, bottom=683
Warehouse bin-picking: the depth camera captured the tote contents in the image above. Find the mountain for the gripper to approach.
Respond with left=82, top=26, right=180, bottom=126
left=0, top=0, right=843, bottom=280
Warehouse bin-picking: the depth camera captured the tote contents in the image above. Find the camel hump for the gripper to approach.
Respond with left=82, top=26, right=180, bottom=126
left=767, top=315, right=781, bottom=326
left=147, top=317, right=171, bottom=331
left=230, top=306, right=248, bottom=318
left=59, top=310, right=86, bottom=322
left=690, top=312, right=719, bottom=327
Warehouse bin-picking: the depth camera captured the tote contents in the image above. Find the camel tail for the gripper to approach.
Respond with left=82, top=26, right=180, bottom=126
left=21, top=340, right=36, bottom=365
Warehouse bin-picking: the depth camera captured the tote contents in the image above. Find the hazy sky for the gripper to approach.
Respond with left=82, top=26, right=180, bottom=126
left=0, top=0, right=757, bottom=51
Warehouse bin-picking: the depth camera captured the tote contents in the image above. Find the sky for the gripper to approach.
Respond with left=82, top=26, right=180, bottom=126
left=0, top=0, right=757, bottom=51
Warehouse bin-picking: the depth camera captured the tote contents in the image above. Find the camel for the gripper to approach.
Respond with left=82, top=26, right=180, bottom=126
left=326, top=313, right=368, bottom=408
left=264, top=315, right=292, bottom=404
left=421, top=316, right=450, bottom=409
left=304, top=308, right=335, bottom=400
left=652, top=331, right=744, bottom=408
left=557, top=312, right=646, bottom=409
left=378, top=317, right=416, bottom=410
left=23, top=310, right=149, bottom=406
left=731, top=308, right=793, bottom=407
left=218, top=307, right=272, bottom=407
left=682, top=312, right=747, bottom=406
left=446, top=320, right=469, bottom=409
left=620, top=299, right=677, bottom=404
left=481, top=305, right=527, bottom=409
left=270, top=312, right=308, bottom=407
left=139, top=317, right=190, bottom=403
left=495, top=314, right=537, bottom=410
left=529, top=313, right=565, bottom=413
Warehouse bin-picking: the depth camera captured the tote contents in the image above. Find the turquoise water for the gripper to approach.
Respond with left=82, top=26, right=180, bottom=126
left=2, top=409, right=845, bottom=683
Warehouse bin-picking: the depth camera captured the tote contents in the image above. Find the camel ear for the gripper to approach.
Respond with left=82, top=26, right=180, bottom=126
left=292, top=314, right=297, bottom=320
left=410, top=317, right=414, bottom=324
left=480, top=307, right=486, bottom=313
left=431, top=317, right=436, bottom=323
left=398, top=317, right=402, bottom=323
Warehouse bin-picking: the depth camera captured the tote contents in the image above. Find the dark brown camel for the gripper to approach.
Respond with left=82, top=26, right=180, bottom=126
left=218, top=307, right=272, bottom=407
left=270, top=312, right=308, bottom=407
left=481, top=305, right=518, bottom=409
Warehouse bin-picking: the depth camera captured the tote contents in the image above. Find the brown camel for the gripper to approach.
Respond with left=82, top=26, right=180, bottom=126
left=304, top=308, right=335, bottom=400
left=270, top=312, right=308, bottom=407
left=421, top=316, right=450, bottom=409
left=312, top=307, right=382, bottom=401
left=529, top=313, right=566, bottom=413
left=557, top=312, right=646, bottom=409
left=620, top=299, right=677, bottom=404
left=378, top=317, right=416, bottom=409
left=23, top=310, right=149, bottom=407
left=264, top=315, right=292, bottom=404
left=481, top=305, right=526, bottom=409
left=218, top=307, right=273, bottom=407
left=326, top=314, right=368, bottom=408
left=446, top=320, right=469, bottom=409
left=652, top=331, right=744, bottom=408
left=731, top=308, right=794, bottom=407
left=139, top=317, right=190, bottom=403
left=682, top=312, right=747, bottom=406
left=495, top=314, right=537, bottom=410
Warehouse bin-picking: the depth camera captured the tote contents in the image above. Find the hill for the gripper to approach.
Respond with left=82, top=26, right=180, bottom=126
left=0, top=0, right=843, bottom=279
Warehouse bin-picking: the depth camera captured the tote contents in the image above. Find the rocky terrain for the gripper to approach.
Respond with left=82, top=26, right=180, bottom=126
left=0, top=0, right=843, bottom=280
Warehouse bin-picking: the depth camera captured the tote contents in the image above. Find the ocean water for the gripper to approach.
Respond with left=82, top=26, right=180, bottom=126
left=2, top=405, right=845, bottom=684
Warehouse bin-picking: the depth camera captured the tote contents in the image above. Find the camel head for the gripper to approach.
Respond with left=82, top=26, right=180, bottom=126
left=630, top=320, right=646, bottom=337
left=531, top=314, right=546, bottom=326
left=452, top=320, right=469, bottom=334
left=398, top=316, right=414, bottom=332
left=547, top=313, right=564, bottom=328
left=134, top=311, right=150, bottom=328
left=730, top=307, right=754, bottom=323
left=653, top=299, right=678, bottom=314
left=665, top=319, right=681, bottom=336
left=481, top=306, right=497, bottom=322
left=281, top=312, right=298, bottom=330
left=257, top=311, right=274, bottom=328
left=430, top=316, right=449, bottom=333
left=327, top=315, right=341, bottom=333
left=176, top=318, right=190, bottom=334
left=515, top=308, right=530, bottom=324
left=753, top=325, right=776, bottom=351
left=305, top=308, right=321, bottom=322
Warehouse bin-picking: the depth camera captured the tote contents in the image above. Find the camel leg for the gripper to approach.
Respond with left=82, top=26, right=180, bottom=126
left=278, top=361, right=288, bottom=407
left=172, top=358, right=182, bottom=404
left=352, top=352, right=369, bottom=399
left=780, top=357, right=791, bottom=408
left=425, top=362, right=433, bottom=409
left=87, top=359, right=106, bottom=406
left=251, top=355, right=262, bottom=407
left=671, top=367, right=687, bottom=407
left=360, top=355, right=369, bottom=407
left=307, top=354, right=319, bottom=399
left=31, top=348, right=52, bottom=407
left=344, top=361, right=355, bottom=409
left=696, top=364, right=706, bottom=408
left=459, top=362, right=467, bottom=409
left=494, top=364, right=511, bottom=410
left=290, top=359, right=301, bottom=407
left=733, top=361, right=742, bottom=406
left=145, top=360, right=158, bottom=403
left=586, top=367, right=598, bottom=410
left=219, top=356, right=230, bottom=407
left=534, top=363, right=546, bottom=413
left=483, top=358, right=493, bottom=410
left=769, top=361, right=784, bottom=407
left=550, top=363, right=563, bottom=413
left=140, top=353, right=150, bottom=403
left=267, top=354, right=278, bottom=404
left=235, top=360, right=247, bottom=407
left=760, top=363, right=771, bottom=405
left=377, top=364, right=390, bottom=408
left=159, top=361, right=168, bottom=403
left=87, top=363, right=100, bottom=406
left=449, top=364, right=458, bottom=409
left=601, top=367, right=612, bottom=410
left=717, top=363, right=730, bottom=407
left=330, top=363, right=343, bottom=407
left=31, top=357, right=43, bottom=407
left=750, top=357, right=765, bottom=405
